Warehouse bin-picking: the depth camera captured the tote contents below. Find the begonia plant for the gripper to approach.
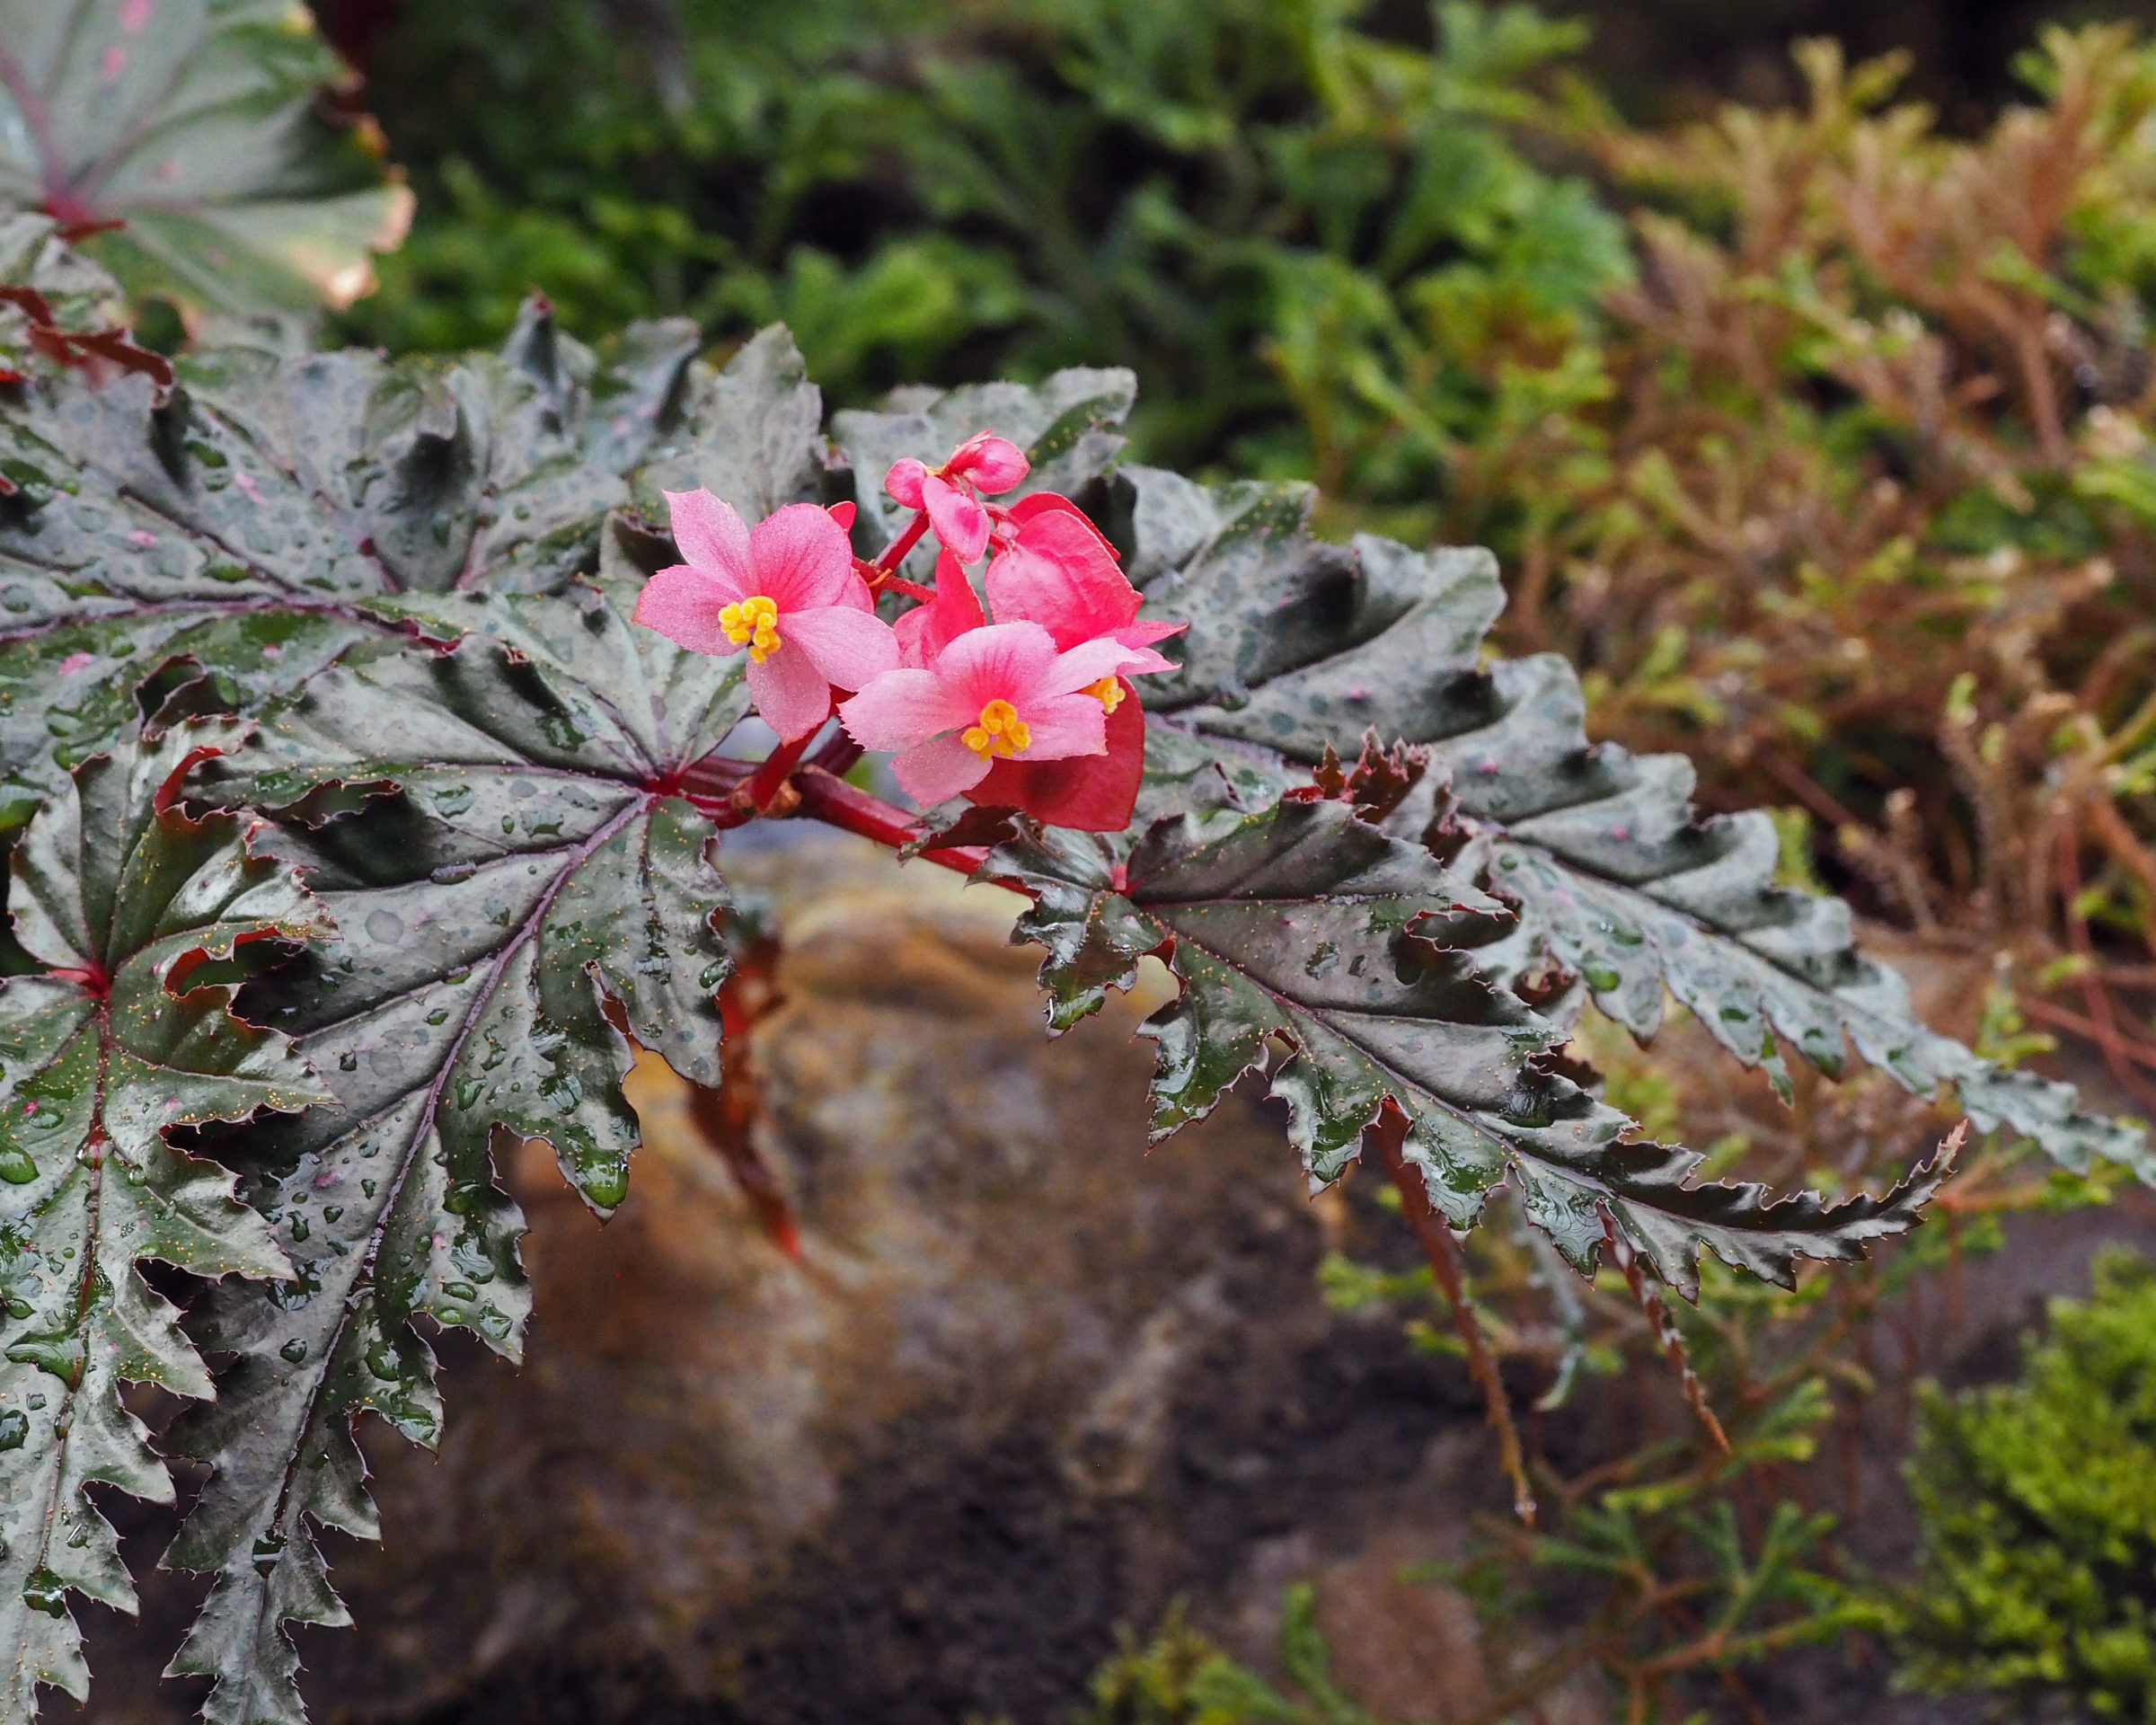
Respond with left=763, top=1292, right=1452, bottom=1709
left=0, top=186, right=2146, bottom=1725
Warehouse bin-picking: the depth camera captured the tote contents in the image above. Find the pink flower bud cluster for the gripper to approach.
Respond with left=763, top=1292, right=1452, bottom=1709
left=632, top=431, right=1182, bottom=831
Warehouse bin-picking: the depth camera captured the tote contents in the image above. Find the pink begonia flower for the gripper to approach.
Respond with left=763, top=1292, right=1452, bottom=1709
left=885, top=432, right=1030, bottom=564
left=973, top=684, right=1147, bottom=832
left=633, top=489, right=897, bottom=741
left=985, top=494, right=1183, bottom=658
left=839, top=622, right=1154, bottom=806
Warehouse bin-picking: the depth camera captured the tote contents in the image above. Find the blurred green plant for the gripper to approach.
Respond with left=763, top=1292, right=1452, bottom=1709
left=1320, top=997, right=2120, bottom=1722
left=1077, top=1590, right=1376, bottom=1725
left=1860, top=1248, right=2156, bottom=1721
left=335, top=0, right=1629, bottom=484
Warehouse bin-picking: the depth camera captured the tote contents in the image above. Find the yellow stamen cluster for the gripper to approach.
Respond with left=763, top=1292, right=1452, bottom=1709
left=719, top=594, right=782, bottom=662
left=962, top=698, right=1031, bottom=761
left=1085, top=676, right=1125, bottom=713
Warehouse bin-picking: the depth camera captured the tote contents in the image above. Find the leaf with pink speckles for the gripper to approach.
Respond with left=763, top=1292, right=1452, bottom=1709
left=0, top=0, right=409, bottom=316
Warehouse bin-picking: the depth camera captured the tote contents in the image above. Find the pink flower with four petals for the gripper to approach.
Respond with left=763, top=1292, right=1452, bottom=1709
left=632, top=489, right=897, bottom=740
left=838, top=622, right=1162, bottom=807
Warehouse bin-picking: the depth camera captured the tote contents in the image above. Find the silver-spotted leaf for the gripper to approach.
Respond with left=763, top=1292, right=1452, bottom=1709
left=989, top=799, right=1950, bottom=1296
left=0, top=213, right=128, bottom=376
left=0, top=721, right=327, bottom=1719
left=1113, top=464, right=2147, bottom=1181
left=0, top=229, right=823, bottom=814
left=159, top=569, right=740, bottom=1725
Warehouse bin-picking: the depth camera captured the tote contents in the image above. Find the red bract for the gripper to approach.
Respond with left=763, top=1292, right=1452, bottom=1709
left=893, top=550, right=987, bottom=669
left=635, top=490, right=897, bottom=741
left=885, top=431, right=1029, bottom=563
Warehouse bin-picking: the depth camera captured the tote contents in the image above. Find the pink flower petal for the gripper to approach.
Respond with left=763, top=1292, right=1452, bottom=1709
left=665, top=489, right=754, bottom=592
left=931, top=621, right=1060, bottom=711
left=1012, top=691, right=1108, bottom=761
left=894, top=551, right=985, bottom=668
left=1038, top=635, right=1147, bottom=700
left=923, top=475, right=989, bottom=564
left=827, top=500, right=857, bottom=531
left=1002, top=489, right=1117, bottom=545
left=1114, top=618, right=1185, bottom=650
left=745, top=642, right=835, bottom=742
left=893, top=734, right=994, bottom=806
left=748, top=502, right=855, bottom=610
left=838, top=669, right=974, bottom=752
left=782, top=605, right=898, bottom=694
left=1110, top=644, right=1176, bottom=676
left=985, top=509, right=1139, bottom=649
left=948, top=433, right=1029, bottom=495
left=884, top=457, right=929, bottom=509
left=632, top=564, right=745, bottom=657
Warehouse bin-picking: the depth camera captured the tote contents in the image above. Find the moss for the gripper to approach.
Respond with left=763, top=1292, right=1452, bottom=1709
left=1884, top=1251, right=2156, bottom=1719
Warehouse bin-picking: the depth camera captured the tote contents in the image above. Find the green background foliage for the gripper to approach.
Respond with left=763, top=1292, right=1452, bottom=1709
left=1876, top=1250, right=2156, bottom=1720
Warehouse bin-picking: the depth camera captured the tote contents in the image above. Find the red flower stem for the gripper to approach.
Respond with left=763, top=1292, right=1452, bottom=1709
left=1368, top=1100, right=1537, bottom=1526
left=874, top=509, right=932, bottom=576
left=808, top=730, right=865, bottom=781
left=741, top=728, right=819, bottom=812
left=791, top=766, right=998, bottom=880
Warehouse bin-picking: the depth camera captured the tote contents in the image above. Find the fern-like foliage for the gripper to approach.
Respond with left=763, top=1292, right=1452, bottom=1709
left=0, top=211, right=2138, bottom=1723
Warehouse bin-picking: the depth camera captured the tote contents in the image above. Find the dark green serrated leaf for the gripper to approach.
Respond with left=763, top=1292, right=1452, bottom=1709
left=626, top=323, right=827, bottom=526
left=0, top=230, right=822, bottom=806
left=160, top=571, right=739, bottom=1725
left=989, top=799, right=1946, bottom=1296
left=835, top=366, right=1137, bottom=573
left=0, top=721, right=326, bottom=1717
left=1114, top=464, right=2148, bottom=1181
left=0, top=0, right=410, bottom=316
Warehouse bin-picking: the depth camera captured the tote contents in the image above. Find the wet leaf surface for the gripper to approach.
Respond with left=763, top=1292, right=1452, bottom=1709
left=0, top=721, right=326, bottom=1714
left=162, top=573, right=742, bottom=1725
